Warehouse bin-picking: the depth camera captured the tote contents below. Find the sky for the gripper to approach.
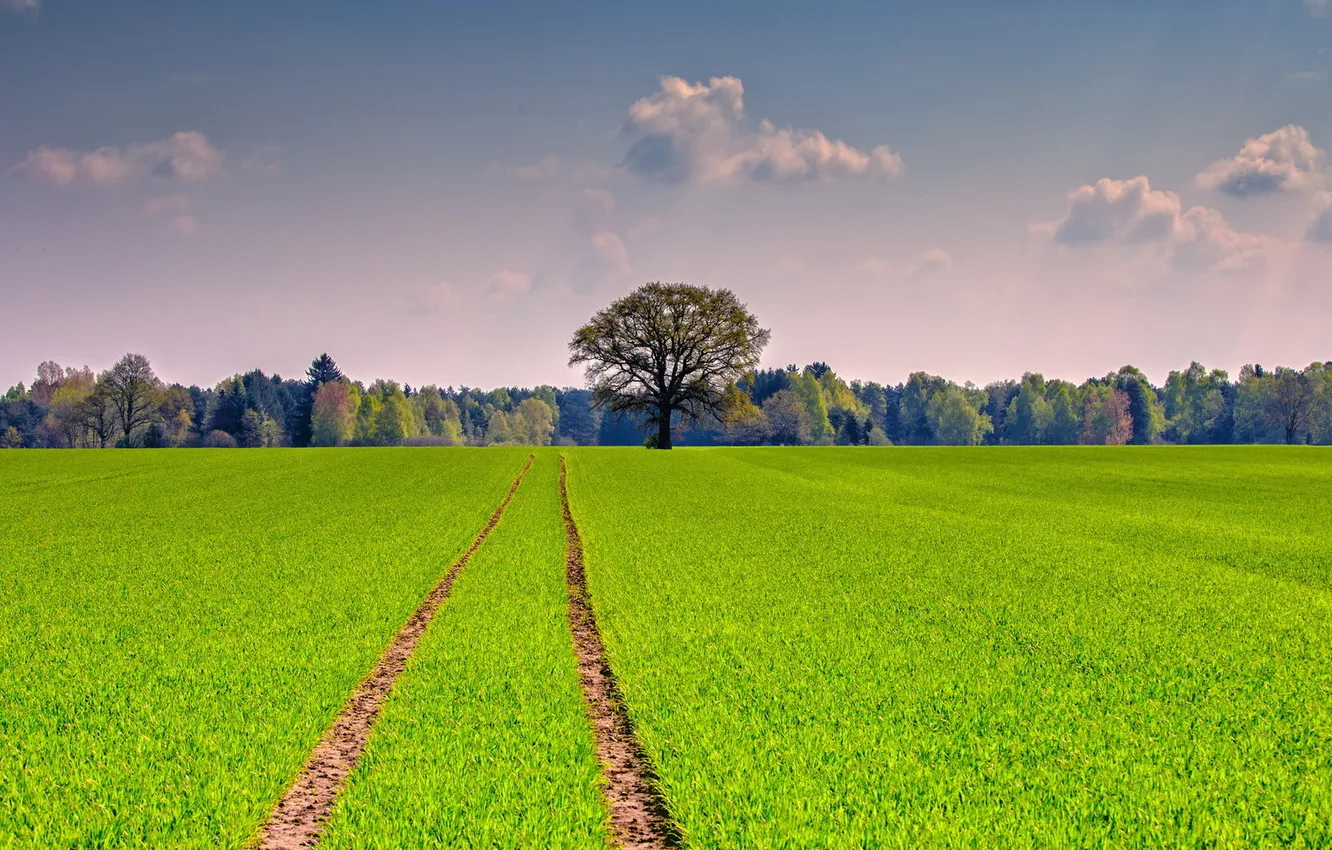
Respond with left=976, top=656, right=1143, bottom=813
left=2, top=0, right=1331, bottom=391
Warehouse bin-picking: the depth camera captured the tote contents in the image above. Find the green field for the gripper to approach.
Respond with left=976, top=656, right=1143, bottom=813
left=568, top=448, right=1332, bottom=848
left=0, top=448, right=530, bottom=848
left=2, top=447, right=1330, bottom=848
left=320, top=454, right=605, bottom=848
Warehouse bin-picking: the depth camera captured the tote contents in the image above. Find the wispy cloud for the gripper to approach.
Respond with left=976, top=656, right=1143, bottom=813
left=622, top=75, right=903, bottom=185
left=143, top=194, right=200, bottom=237
left=3, top=0, right=40, bottom=16
left=1196, top=125, right=1325, bottom=197
left=591, top=230, right=634, bottom=278
left=857, top=249, right=954, bottom=279
left=580, top=188, right=616, bottom=217
left=16, top=131, right=223, bottom=186
left=1309, top=193, right=1332, bottom=242
left=484, top=269, right=532, bottom=303
left=503, top=154, right=561, bottom=180
left=238, top=144, right=282, bottom=176
left=405, top=280, right=457, bottom=316
left=1307, top=0, right=1330, bottom=18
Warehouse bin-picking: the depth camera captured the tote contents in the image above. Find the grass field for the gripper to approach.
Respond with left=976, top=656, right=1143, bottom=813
left=0, top=448, right=529, bottom=848
left=2, top=446, right=1330, bottom=848
left=568, top=447, right=1332, bottom=848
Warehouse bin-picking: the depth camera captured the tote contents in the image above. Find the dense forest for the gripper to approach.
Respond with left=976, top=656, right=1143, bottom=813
left=2, top=352, right=1331, bottom=449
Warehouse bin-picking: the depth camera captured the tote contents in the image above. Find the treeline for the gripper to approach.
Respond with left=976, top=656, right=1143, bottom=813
left=3, top=353, right=1331, bottom=449
left=0, top=354, right=589, bottom=449
left=714, top=361, right=1332, bottom=447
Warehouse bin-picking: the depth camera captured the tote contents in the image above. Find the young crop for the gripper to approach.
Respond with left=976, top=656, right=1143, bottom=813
left=567, top=446, right=1332, bottom=848
left=0, top=448, right=531, bottom=848
left=320, top=450, right=605, bottom=848
left=5, top=446, right=1330, bottom=848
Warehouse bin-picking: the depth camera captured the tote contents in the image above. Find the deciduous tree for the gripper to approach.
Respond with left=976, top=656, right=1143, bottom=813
left=927, top=386, right=993, bottom=446
left=310, top=380, right=356, bottom=446
left=1080, top=386, right=1133, bottom=445
left=101, top=353, right=161, bottom=445
left=569, top=282, right=770, bottom=450
left=509, top=398, right=556, bottom=446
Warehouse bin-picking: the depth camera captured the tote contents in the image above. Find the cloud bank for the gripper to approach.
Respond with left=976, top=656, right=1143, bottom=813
left=16, top=131, right=223, bottom=186
left=1195, top=125, right=1324, bottom=196
left=622, top=76, right=902, bottom=184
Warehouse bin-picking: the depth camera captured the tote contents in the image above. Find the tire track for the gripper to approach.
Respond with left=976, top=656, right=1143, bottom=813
left=252, top=454, right=535, bottom=850
left=559, top=455, right=682, bottom=849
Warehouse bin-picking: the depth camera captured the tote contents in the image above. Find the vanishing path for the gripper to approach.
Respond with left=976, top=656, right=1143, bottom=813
left=559, top=455, right=682, bottom=849
left=252, top=454, right=534, bottom=850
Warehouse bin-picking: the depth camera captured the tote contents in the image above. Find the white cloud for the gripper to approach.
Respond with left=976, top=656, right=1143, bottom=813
left=1196, top=125, right=1325, bottom=197
left=1309, top=193, right=1332, bottom=242
left=622, top=75, right=903, bottom=184
left=1038, top=176, right=1185, bottom=245
left=1036, top=176, right=1271, bottom=273
left=484, top=269, right=532, bottom=303
left=4, top=0, right=39, bottom=15
left=591, top=231, right=634, bottom=278
left=16, top=131, right=223, bottom=186
left=505, top=154, right=561, bottom=179
left=1172, top=207, right=1270, bottom=272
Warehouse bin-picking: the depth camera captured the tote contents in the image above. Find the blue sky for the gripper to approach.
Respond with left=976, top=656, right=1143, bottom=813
left=3, top=0, right=1330, bottom=390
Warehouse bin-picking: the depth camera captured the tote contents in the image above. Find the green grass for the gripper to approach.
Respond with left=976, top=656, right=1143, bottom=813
left=0, top=448, right=530, bottom=849
left=567, top=447, right=1332, bottom=849
left=319, top=450, right=605, bottom=848
left=5, top=446, right=1331, bottom=848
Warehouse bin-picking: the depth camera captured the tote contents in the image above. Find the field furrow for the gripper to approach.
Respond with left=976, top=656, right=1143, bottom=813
left=568, top=447, right=1332, bottom=848
left=0, top=448, right=531, bottom=849
left=255, top=453, right=534, bottom=848
left=318, top=451, right=605, bottom=849
left=559, top=455, right=681, bottom=850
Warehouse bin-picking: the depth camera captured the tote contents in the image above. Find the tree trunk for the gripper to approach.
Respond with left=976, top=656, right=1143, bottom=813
left=657, top=407, right=673, bottom=450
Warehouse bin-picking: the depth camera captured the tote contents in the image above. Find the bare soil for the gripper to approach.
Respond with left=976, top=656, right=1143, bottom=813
left=251, top=455, right=535, bottom=849
left=559, top=455, right=682, bottom=849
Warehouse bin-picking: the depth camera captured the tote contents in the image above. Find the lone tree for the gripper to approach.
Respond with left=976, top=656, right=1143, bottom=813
left=569, top=282, right=770, bottom=449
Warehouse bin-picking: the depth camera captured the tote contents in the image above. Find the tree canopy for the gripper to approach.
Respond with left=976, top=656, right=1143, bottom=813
left=568, top=282, right=770, bottom=449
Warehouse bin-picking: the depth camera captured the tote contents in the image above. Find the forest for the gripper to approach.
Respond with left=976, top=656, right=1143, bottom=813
left=2, top=352, right=1331, bottom=449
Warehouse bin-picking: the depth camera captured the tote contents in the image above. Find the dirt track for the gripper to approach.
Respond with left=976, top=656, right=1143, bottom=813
left=252, top=454, right=534, bottom=850
left=559, top=455, right=682, bottom=849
